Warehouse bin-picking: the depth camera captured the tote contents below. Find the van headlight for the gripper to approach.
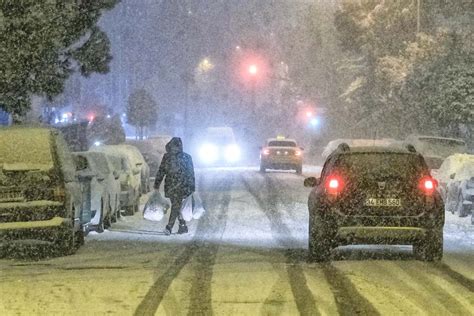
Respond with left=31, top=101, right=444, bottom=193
left=225, top=144, right=241, bottom=163
left=199, top=143, right=219, bottom=164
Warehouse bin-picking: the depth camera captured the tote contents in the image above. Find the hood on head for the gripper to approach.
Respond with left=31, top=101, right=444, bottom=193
left=166, top=137, right=183, bottom=154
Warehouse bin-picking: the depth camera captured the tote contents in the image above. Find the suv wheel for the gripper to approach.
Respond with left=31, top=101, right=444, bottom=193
left=308, top=214, right=334, bottom=262
left=413, top=229, right=443, bottom=261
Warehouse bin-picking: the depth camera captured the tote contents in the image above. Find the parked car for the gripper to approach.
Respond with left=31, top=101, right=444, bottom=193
left=126, top=135, right=171, bottom=176
left=72, top=152, right=121, bottom=233
left=405, top=135, right=468, bottom=169
left=0, top=127, right=85, bottom=255
left=305, top=143, right=444, bottom=262
left=259, top=137, right=303, bottom=174
left=435, top=154, right=474, bottom=217
left=90, top=146, right=141, bottom=216
left=109, top=144, right=150, bottom=194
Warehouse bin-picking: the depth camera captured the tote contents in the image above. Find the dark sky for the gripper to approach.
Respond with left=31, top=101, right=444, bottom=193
left=61, top=0, right=310, bottom=138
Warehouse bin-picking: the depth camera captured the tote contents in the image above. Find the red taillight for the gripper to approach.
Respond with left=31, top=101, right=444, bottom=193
left=295, top=150, right=302, bottom=156
left=326, top=176, right=344, bottom=195
left=263, top=149, right=270, bottom=155
left=419, top=177, right=437, bottom=194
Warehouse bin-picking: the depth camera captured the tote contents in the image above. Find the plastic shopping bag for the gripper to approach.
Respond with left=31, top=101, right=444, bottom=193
left=192, top=193, right=206, bottom=219
left=143, top=191, right=170, bottom=222
left=180, top=194, right=193, bottom=221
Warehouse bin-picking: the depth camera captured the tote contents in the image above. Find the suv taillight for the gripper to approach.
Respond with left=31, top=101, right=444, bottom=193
left=326, top=176, right=344, bottom=195
left=419, top=176, right=437, bottom=195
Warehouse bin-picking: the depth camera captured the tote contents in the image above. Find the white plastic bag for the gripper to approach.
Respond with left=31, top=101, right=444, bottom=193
left=143, top=191, right=170, bottom=222
left=192, top=193, right=206, bottom=219
left=180, top=194, right=193, bottom=221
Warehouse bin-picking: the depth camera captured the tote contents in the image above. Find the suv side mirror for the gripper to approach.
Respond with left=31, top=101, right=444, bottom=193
left=300, top=147, right=305, bottom=151
left=304, top=177, right=319, bottom=187
left=450, top=173, right=456, bottom=180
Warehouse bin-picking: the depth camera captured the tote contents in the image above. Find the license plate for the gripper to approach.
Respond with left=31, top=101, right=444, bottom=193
left=365, top=198, right=401, bottom=207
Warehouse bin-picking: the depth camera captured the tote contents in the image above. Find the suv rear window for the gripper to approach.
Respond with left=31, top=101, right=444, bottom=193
left=335, top=153, right=426, bottom=180
left=268, top=141, right=296, bottom=147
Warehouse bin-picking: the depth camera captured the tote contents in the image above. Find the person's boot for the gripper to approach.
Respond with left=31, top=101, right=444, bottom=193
left=177, top=224, right=188, bottom=234
left=164, top=225, right=172, bottom=235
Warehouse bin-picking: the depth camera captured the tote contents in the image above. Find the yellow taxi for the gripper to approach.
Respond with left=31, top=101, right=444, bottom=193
left=260, top=137, right=303, bottom=174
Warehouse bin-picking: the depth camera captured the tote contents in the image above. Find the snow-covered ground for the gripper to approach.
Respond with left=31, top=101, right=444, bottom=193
left=0, top=166, right=473, bottom=315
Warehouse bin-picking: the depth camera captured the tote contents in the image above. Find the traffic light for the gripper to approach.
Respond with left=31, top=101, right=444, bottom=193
left=248, top=64, right=258, bottom=76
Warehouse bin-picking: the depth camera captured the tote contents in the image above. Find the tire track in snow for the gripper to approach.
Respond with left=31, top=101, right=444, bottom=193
left=321, top=264, right=380, bottom=316
left=248, top=172, right=381, bottom=316
left=433, top=262, right=474, bottom=292
left=263, top=175, right=379, bottom=315
left=395, top=261, right=473, bottom=314
left=187, top=173, right=232, bottom=316
left=242, top=172, right=319, bottom=316
left=134, top=174, right=231, bottom=316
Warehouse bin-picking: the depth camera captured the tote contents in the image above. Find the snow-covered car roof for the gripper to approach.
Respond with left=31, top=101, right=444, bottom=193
left=91, top=144, right=145, bottom=166
left=435, top=154, right=474, bottom=182
left=72, top=151, right=111, bottom=175
left=266, top=138, right=297, bottom=143
left=0, top=127, right=55, bottom=171
left=406, top=135, right=467, bottom=144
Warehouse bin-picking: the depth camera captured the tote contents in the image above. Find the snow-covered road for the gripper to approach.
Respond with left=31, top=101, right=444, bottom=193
left=1, top=167, right=473, bottom=315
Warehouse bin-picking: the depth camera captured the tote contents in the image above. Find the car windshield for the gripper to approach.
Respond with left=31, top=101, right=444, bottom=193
left=0, top=129, right=54, bottom=169
left=268, top=141, right=296, bottom=147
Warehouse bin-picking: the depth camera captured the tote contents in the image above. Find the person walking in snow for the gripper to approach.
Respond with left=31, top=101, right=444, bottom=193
left=154, top=137, right=195, bottom=235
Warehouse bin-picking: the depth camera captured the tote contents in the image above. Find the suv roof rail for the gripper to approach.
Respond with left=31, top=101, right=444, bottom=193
left=337, top=142, right=350, bottom=153
left=406, top=144, right=417, bottom=153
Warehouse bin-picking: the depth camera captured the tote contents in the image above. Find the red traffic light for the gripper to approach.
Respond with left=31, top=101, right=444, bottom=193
left=248, top=64, right=258, bottom=76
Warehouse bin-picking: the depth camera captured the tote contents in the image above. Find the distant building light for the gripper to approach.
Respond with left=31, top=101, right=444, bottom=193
left=106, top=115, right=111, bottom=119
left=94, top=141, right=102, bottom=146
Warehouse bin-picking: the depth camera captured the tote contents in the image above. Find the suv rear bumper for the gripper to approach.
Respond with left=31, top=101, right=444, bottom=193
left=0, top=217, right=71, bottom=246
left=337, top=226, right=428, bottom=244
left=312, top=210, right=444, bottom=245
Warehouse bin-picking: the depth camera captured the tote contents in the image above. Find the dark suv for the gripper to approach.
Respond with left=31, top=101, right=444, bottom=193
left=305, top=144, right=444, bottom=262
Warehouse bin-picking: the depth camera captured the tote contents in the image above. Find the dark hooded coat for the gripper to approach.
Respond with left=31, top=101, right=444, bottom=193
left=154, top=137, right=195, bottom=199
